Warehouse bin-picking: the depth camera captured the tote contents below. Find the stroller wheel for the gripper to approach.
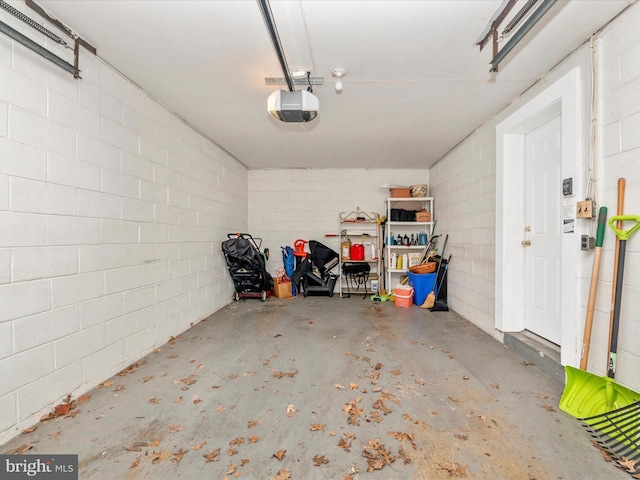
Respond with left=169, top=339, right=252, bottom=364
left=260, top=290, right=267, bottom=302
left=233, top=292, right=240, bottom=301
left=263, top=248, right=269, bottom=260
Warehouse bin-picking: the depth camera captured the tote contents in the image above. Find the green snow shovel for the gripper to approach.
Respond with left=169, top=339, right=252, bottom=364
left=560, top=215, right=640, bottom=419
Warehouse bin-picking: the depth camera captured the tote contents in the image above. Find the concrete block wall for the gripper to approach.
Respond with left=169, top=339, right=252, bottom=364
left=429, top=2, right=640, bottom=392
left=248, top=169, right=429, bottom=277
left=596, top=3, right=640, bottom=385
left=429, top=126, right=496, bottom=335
left=0, top=34, right=246, bottom=442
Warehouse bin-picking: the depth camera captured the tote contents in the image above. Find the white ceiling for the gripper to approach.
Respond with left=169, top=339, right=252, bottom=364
left=35, top=0, right=634, bottom=170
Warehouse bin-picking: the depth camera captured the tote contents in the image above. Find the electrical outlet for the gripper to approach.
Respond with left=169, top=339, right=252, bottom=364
left=577, top=200, right=595, bottom=219
left=581, top=235, right=595, bottom=251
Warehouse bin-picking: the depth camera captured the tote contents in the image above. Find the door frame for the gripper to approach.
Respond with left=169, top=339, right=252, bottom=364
left=495, top=67, right=582, bottom=367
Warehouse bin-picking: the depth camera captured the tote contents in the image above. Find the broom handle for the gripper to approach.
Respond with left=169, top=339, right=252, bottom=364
left=580, top=207, right=607, bottom=370
left=607, top=178, right=625, bottom=372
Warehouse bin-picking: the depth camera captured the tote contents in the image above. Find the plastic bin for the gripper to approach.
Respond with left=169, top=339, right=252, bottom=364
left=394, top=285, right=414, bottom=308
left=407, top=271, right=437, bottom=306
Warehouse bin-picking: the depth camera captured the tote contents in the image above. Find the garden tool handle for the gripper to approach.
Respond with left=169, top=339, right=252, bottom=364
left=608, top=215, right=640, bottom=240
left=595, top=207, right=607, bottom=247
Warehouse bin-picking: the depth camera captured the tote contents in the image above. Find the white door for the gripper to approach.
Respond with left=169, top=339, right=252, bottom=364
left=523, top=115, right=562, bottom=345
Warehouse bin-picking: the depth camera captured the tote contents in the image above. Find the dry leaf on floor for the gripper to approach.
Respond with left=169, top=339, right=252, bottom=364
left=491, top=383, right=500, bottom=389
left=335, top=383, right=345, bottom=389
left=543, top=405, right=557, bottom=412
left=143, top=376, right=154, bottom=383
left=286, top=405, right=296, bottom=417
left=247, top=419, right=262, bottom=428
left=248, top=435, right=259, bottom=443
left=229, top=437, right=245, bottom=446
left=390, top=369, right=403, bottom=376
left=9, top=444, right=32, bottom=454
left=21, top=426, right=37, bottom=434
left=228, top=374, right=239, bottom=380
left=227, top=463, right=237, bottom=474
left=398, top=445, right=412, bottom=465
left=270, top=467, right=291, bottom=480
left=448, top=396, right=459, bottom=403
left=193, top=397, right=202, bottom=404
left=454, top=433, right=468, bottom=441
left=310, top=424, right=325, bottom=431
left=168, top=424, right=183, bottom=433
left=462, top=376, right=469, bottom=380
left=227, top=448, right=238, bottom=456
left=191, top=442, right=207, bottom=450
left=172, top=448, right=187, bottom=464
left=437, top=461, right=468, bottom=477
left=151, top=451, right=172, bottom=464
left=114, top=385, right=125, bottom=392
left=217, top=406, right=225, bottom=412
left=130, top=455, right=142, bottom=469
left=538, top=393, right=549, bottom=399
left=349, top=383, right=358, bottom=390
left=99, top=380, right=114, bottom=388
left=273, top=449, right=286, bottom=460
left=313, top=454, right=329, bottom=466
left=241, top=458, right=250, bottom=466
left=203, top=448, right=221, bottom=462
left=148, top=397, right=161, bottom=404
left=272, top=369, right=299, bottom=379
left=619, top=457, right=637, bottom=473
left=78, top=395, right=91, bottom=405
left=174, top=396, right=183, bottom=403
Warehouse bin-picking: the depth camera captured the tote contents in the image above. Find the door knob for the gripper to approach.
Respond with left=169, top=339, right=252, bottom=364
left=521, top=239, right=531, bottom=247
left=525, top=226, right=531, bottom=232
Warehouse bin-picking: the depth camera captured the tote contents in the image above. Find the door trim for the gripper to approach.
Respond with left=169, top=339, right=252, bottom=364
left=495, top=68, right=581, bottom=367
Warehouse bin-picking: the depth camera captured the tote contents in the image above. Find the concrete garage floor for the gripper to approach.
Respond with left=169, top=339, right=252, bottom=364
left=1, top=297, right=629, bottom=480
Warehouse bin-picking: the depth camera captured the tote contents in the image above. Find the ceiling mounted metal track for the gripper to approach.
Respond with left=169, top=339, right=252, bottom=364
left=490, top=0, right=558, bottom=72
left=257, top=0, right=295, bottom=92
left=0, top=0, right=95, bottom=78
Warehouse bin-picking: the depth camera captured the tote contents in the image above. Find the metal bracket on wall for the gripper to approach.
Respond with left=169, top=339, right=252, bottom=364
left=0, top=0, right=95, bottom=78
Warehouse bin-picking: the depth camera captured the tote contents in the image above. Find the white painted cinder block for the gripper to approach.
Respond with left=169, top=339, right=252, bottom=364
left=48, top=90, right=101, bottom=138
left=0, top=344, right=54, bottom=396
left=122, top=197, right=155, bottom=222
left=77, top=190, right=121, bottom=220
left=0, top=392, right=16, bottom=434
left=0, top=280, right=50, bottom=322
left=100, top=219, right=138, bottom=244
left=9, top=107, right=75, bottom=157
left=0, top=321, right=12, bottom=359
left=46, top=215, right=101, bottom=246
left=77, top=132, right=121, bottom=171
left=48, top=152, right=102, bottom=191
left=51, top=271, right=104, bottom=309
left=10, top=177, right=76, bottom=215
left=0, top=173, right=7, bottom=211
left=79, top=293, right=124, bottom=329
left=55, top=324, right=106, bottom=369
left=13, top=305, right=79, bottom=354
left=12, top=246, right=78, bottom=281
left=104, top=266, right=142, bottom=295
left=79, top=244, right=123, bottom=273
left=102, top=169, right=140, bottom=199
left=0, top=140, right=47, bottom=180
left=0, top=64, right=47, bottom=116
left=17, top=362, right=82, bottom=422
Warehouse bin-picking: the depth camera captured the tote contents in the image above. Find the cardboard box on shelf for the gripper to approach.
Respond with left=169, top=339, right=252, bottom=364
left=390, top=188, right=411, bottom=198
left=416, top=209, right=431, bottom=222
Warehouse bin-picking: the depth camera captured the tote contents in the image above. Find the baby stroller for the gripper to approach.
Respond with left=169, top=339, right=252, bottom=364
left=293, top=240, right=339, bottom=297
left=222, top=233, right=272, bottom=301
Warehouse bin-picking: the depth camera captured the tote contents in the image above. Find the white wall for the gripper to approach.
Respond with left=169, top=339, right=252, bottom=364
left=430, top=3, right=640, bottom=391
left=248, top=169, right=429, bottom=276
left=0, top=34, right=246, bottom=442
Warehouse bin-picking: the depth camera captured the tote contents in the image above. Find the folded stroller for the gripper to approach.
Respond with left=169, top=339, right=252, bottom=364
left=293, top=240, right=339, bottom=297
left=222, top=233, right=272, bottom=301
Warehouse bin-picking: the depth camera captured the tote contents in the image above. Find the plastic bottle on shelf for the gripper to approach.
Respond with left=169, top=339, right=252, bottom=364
left=402, top=253, right=409, bottom=270
left=396, top=234, right=402, bottom=245
left=403, top=234, right=410, bottom=246
left=410, top=233, right=415, bottom=245
left=397, top=253, right=403, bottom=270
